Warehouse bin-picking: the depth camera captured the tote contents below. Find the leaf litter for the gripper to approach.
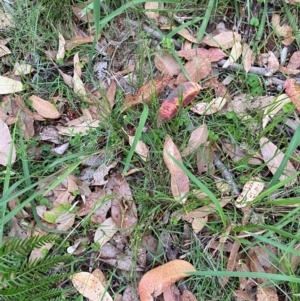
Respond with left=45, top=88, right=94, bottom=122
left=2, top=1, right=300, bottom=301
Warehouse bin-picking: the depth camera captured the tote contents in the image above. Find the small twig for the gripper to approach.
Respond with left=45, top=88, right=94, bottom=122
left=217, top=59, right=274, bottom=77
left=128, top=20, right=182, bottom=50
left=214, top=154, right=240, bottom=196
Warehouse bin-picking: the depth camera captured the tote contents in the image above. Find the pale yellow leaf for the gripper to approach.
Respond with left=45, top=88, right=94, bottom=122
left=94, top=217, right=118, bottom=247
left=182, top=124, right=208, bottom=157
left=13, top=63, right=33, bottom=75
left=260, top=137, right=297, bottom=186
left=191, top=97, right=227, bottom=115
left=202, top=31, right=241, bottom=50
left=0, top=119, right=16, bottom=166
left=0, top=44, right=11, bottom=57
left=71, top=272, right=113, bottom=301
left=163, top=135, right=189, bottom=204
left=242, top=43, right=253, bottom=73
left=29, top=95, right=61, bottom=119
left=222, top=41, right=242, bottom=68
left=0, top=76, right=23, bottom=94
left=57, top=32, right=66, bottom=60
left=235, top=178, right=265, bottom=208
left=128, top=135, right=149, bottom=161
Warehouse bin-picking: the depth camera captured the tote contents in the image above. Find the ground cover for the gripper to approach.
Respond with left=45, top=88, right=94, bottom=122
left=1, top=0, right=300, bottom=300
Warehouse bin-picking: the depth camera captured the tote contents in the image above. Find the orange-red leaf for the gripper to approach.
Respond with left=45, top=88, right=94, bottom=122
left=283, top=78, right=300, bottom=111
left=159, top=82, right=201, bottom=121
left=177, top=47, right=227, bottom=62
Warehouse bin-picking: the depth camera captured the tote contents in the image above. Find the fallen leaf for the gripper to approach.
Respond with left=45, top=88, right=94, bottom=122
left=159, top=82, right=201, bottom=122
left=0, top=119, right=16, bottom=166
left=163, top=284, right=181, bottom=301
left=0, top=10, right=14, bottom=29
left=144, top=2, right=159, bottom=23
left=163, top=135, right=190, bottom=203
left=196, top=143, right=215, bottom=174
left=0, top=44, right=11, bottom=57
left=201, top=31, right=241, bottom=50
left=28, top=95, right=61, bottom=119
left=283, top=78, right=300, bottom=111
left=57, top=120, right=100, bottom=136
left=161, top=25, right=198, bottom=43
left=58, top=69, right=73, bottom=88
left=138, top=260, right=195, bottom=301
left=105, top=80, right=116, bottom=109
left=222, top=241, right=240, bottom=286
left=175, top=55, right=211, bottom=84
left=92, top=162, right=118, bottom=186
left=260, top=136, right=297, bottom=186
left=65, top=35, right=96, bottom=51
left=272, top=14, right=295, bottom=46
left=278, top=65, right=300, bottom=75
left=256, top=287, right=278, bottom=301
left=94, top=217, right=118, bottom=248
left=0, top=76, right=23, bottom=94
left=13, top=63, right=33, bottom=76
left=287, top=51, right=300, bottom=70
left=177, top=47, right=227, bottom=62
left=71, top=272, right=113, bottom=301
left=181, top=124, right=208, bottom=157
left=154, top=50, right=181, bottom=77
left=123, top=76, right=169, bottom=111
left=242, top=43, right=253, bottom=72
left=128, top=134, right=149, bottom=161
left=191, top=97, right=227, bottom=115
left=191, top=216, right=207, bottom=234
left=235, top=178, right=265, bottom=208
left=57, top=32, right=66, bottom=60
left=222, top=41, right=242, bottom=68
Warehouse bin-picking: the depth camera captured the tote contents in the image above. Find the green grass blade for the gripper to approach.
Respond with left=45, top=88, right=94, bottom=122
left=169, top=156, right=226, bottom=227
left=196, top=0, right=215, bottom=41
left=122, top=104, right=149, bottom=175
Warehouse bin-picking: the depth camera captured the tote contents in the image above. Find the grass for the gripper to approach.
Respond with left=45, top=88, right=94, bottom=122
left=1, top=0, right=300, bottom=300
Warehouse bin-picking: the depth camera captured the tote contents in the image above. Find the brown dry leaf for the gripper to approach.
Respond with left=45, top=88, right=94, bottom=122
left=196, top=143, right=215, bottom=174
left=161, top=25, right=198, bottom=43
left=222, top=41, right=242, bottom=68
left=287, top=51, right=300, bottom=70
left=177, top=47, right=227, bottom=62
left=256, top=287, right=278, bottom=301
left=0, top=76, right=23, bottom=94
left=278, top=65, right=300, bottom=75
left=57, top=32, right=66, bottom=60
left=191, top=216, right=207, bottom=234
left=267, top=52, right=279, bottom=74
left=182, top=290, right=197, bottom=301
left=0, top=44, right=11, bottom=57
left=159, top=82, right=201, bottom=122
left=58, top=69, right=73, bottom=88
left=235, top=178, right=265, bottom=208
left=191, top=97, right=227, bottom=115
left=0, top=119, right=17, bottom=166
left=144, top=2, right=159, bottom=23
left=128, top=135, right=149, bottom=161
left=175, top=55, right=211, bottom=84
left=222, top=241, right=240, bottom=286
left=94, top=217, right=119, bottom=248
left=65, top=35, right=96, bottom=51
left=123, top=76, right=169, bottom=111
left=72, top=73, right=91, bottom=103
left=106, top=79, right=116, bottom=109
left=233, top=290, right=255, bottom=301
left=181, top=124, right=208, bottom=157
left=202, top=31, right=241, bottom=50
left=163, top=284, right=181, bottom=301
left=138, top=260, right=195, bottom=301
left=283, top=78, right=300, bottom=111
left=92, top=162, right=117, bottom=186
left=28, top=95, right=61, bottom=119
left=163, top=135, right=189, bottom=203
left=260, top=137, right=297, bottom=186
left=154, top=50, right=181, bottom=77
left=183, top=198, right=231, bottom=219
left=71, top=272, right=113, bottom=301
left=272, top=14, right=295, bottom=45
left=242, top=43, right=253, bottom=72
left=15, top=95, right=45, bottom=121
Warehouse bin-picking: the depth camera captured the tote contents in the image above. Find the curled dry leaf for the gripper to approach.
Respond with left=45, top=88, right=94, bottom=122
left=181, top=124, right=208, bottom=157
left=0, top=119, right=16, bottom=166
left=201, top=31, right=241, bottom=50
left=123, top=76, right=169, bottom=111
left=28, top=95, right=60, bottom=119
left=222, top=41, right=242, bottom=68
left=71, top=272, right=113, bottom=301
left=0, top=76, right=23, bottom=94
left=138, top=260, right=195, bottom=301
left=260, top=136, right=297, bottom=186
left=154, top=50, right=181, bottom=77
left=163, top=135, right=189, bottom=203
left=235, top=178, right=265, bottom=208
left=128, top=134, right=149, bottom=161
left=57, top=32, right=66, bottom=60
left=159, top=82, right=201, bottom=122
left=175, top=56, right=211, bottom=85
left=191, top=97, right=227, bottom=115
left=283, top=78, right=300, bottom=111
left=177, top=47, right=227, bottom=62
